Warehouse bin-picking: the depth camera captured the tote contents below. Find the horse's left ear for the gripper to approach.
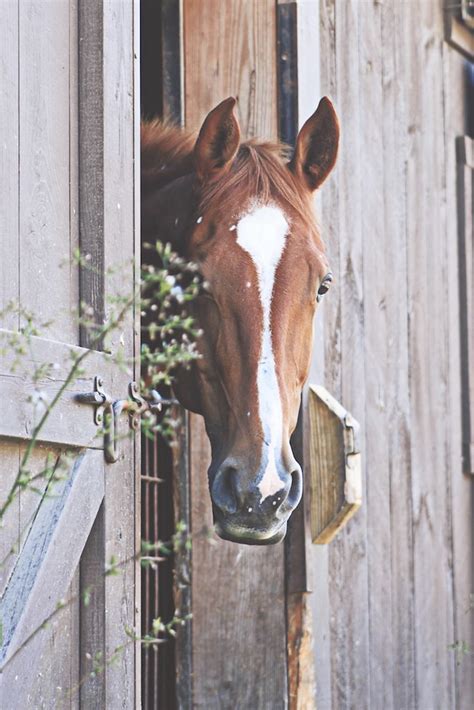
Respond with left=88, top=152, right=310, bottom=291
left=290, top=97, right=339, bottom=191
left=194, top=97, right=241, bottom=181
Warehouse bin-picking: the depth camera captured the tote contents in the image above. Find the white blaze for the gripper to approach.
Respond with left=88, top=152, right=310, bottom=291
left=236, top=204, right=288, bottom=502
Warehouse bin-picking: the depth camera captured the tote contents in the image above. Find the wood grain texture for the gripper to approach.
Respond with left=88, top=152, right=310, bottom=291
left=0, top=0, right=19, bottom=330
left=307, top=2, right=335, bottom=704
left=183, top=2, right=287, bottom=707
left=79, top=506, right=106, bottom=709
left=78, top=0, right=105, bottom=348
left=325, top=3, right=371, bottom=708
left=172, top=408, right=193, bottom=709
left=101, top=1, right=138, bottom=706
left=456, top=136, right=474, bottom=474
left=287, top=592, right=316, bottom=710
left=0, top=451, right=104, bottom=668
left=0, top=329, right=131, bottom=449
left=405, top=4, right=456, bottom=706
left=382, top=3, right=416, bottom=707
left=183, top=0, right=278, bottom=141
left=0, top=0, right=139, bottom=705
left=442, top=40, right=474, bottom=710
left=19, top=0, right=79, bottom=345
left=358, top=3, right=395, bottom=707
left=0, top=444, right=20, bottom=597
left=308, top=386, right=361, bottom=544
left=315, top=1, right=471, bottom=707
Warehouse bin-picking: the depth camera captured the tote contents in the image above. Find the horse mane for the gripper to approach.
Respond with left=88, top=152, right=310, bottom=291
left=141, top=120, right=321, bottom=240
left=141, top=119, right=196, bottom=192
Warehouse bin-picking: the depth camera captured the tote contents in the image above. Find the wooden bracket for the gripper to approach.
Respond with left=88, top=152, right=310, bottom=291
left=308, top=385, right=362, bottom=544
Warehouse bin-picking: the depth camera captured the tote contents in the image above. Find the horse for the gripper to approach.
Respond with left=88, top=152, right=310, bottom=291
left=141, top=96, right=339, bottom=545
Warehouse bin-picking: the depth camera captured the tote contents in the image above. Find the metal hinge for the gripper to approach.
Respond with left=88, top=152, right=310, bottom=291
left=76, top=377, right=176, bottom=463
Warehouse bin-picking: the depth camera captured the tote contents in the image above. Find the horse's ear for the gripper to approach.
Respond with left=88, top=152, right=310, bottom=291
left=290, top=97, right=339, bottom=191
left=194, top=97, right=241, bottom=181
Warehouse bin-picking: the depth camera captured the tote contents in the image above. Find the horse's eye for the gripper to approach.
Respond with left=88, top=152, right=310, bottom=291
left=317, top=273, right=333, bottom=302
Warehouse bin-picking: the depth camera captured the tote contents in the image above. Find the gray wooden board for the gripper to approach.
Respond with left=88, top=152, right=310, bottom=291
left=0, top=0, right=140, bottom=706
left=77, top=6, right=107, bottom=703
left=309, top=2, right=337, bottom=705
left=326, top=2, right=371, bottom=708
left=0, top=444, right=20, bottom=598
left=0, top=0, right=21, bottom=615
left=358, top=3, right=394, bottom=708
left=1, top=574, right=80, bottom=709
left=456, top=134, right=474, bottom=475
left=79, top=0, right=105, bottom=348
left=0, top=329, right=132, bottom=450
left=405, top=3, right=456, bottom=707
left=0, top=450, right=104, bottom=668
left=314, top=1, right=471, bottom=707
left=79, top=505, right=106, bottom=709
left=382, top=3, right=416, bottom=707
left=443, top=43, right=474, bottom=710
left=19, top=0, right=79, bottom=345
left=101, top=1, right=138, bottom=706
left=0, top=0, right=19, bottom=331
left=172, top=408, right=193, bottom=709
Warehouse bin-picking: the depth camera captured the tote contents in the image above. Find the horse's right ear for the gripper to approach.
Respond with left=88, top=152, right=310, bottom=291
left=194, top=97, right=241, bottom=181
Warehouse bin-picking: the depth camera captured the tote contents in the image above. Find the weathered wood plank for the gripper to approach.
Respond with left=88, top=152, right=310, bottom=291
left=357, top=4, right=396, bottom=707
left=287, top=592, right=316, bottom=710
left=183, top=0, right=278, bottom=140
left=442, top=43, right=474, bottom=709
left=0, top=450, right=104, bottom=670
left=102, top=1, right=138, bottom=706
left=0, top=574, right=81, bottom=708
left=172, top=408, right=193, bottom=709
left=0, top=444, right=20, bottom=597
left=325, top=2, right=371, bottom=707
left=0, top=0, right=19, bottom=330
left=404, top=3, right=456, bottom=707
left=76, top=4, right=108, bottom=702
left=19, top=0, right=79, bottom=345
left=308, top=386, right=361, bottom=544
left=0, top=329, right=130, bottom=450
left=456, top=136, right=474, bottom=475
left=14, top=444, right=81, bottom=708
left=382, top=3, right=416, bottom=707
left=309, top=1, right=337, bottom=704
left=183, top=2, right=287, bottom=707
left=79, top=505, right=106, bottom=709
left=315, top=2, right=470, bottom=707
left=79, top=0, right=105, bottom=348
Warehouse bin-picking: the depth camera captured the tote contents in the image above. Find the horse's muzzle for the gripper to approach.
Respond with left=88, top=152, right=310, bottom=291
left=209, top=459, right=302, bottom=545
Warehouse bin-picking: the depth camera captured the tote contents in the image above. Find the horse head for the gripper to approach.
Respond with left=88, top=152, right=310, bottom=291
left=142, top=96, right=339, bottom=544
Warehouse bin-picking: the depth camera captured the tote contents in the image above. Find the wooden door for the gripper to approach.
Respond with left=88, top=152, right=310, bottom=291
left=0, top=1, right=140, bottom=706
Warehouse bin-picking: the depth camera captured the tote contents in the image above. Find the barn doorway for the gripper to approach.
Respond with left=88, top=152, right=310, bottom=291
left=140, top=2, right=186, bottom=708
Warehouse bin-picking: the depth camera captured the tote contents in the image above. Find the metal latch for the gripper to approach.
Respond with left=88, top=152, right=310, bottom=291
left=76, top=378, right=176, bottom=463
left=343, top=412, right=361, bottom=457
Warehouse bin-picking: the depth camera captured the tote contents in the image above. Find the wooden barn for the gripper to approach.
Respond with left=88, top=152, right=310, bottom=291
left=0, top=0, right=473, bottom=708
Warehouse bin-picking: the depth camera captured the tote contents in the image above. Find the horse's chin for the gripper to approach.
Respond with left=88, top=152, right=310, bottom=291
left=214, top=520, right=287, bottom=546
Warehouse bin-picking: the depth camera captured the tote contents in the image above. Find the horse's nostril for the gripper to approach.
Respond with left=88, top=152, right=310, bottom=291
left=211, top=466, right=239, bottom=515
left=287, top=467, right=303, bottom=508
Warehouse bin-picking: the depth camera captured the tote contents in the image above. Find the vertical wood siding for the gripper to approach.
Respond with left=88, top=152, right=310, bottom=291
left=316, top=1, right=473, bottom=708
left=0, top=1, right=139, bottom=706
